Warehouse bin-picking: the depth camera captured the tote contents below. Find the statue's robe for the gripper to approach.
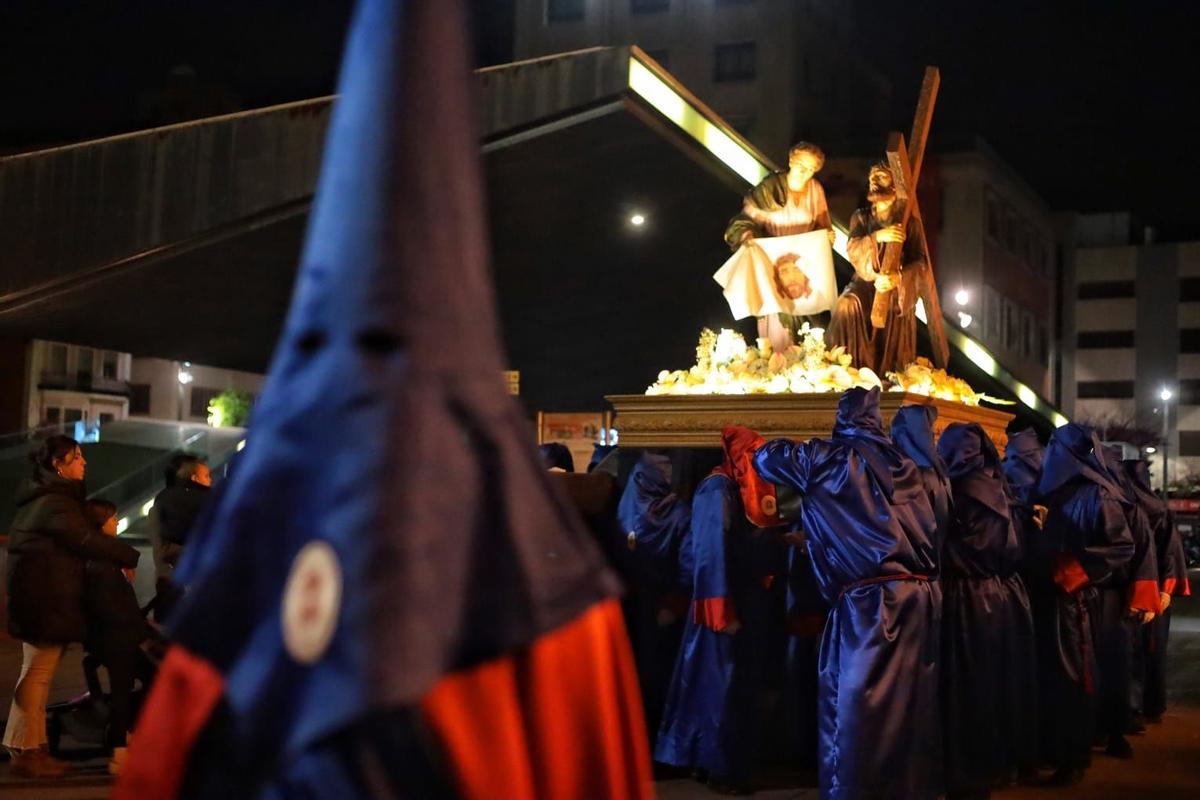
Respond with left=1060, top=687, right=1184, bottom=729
left=723, top=172, right=833, bottom=347
left=1123, top=460, right=1191, bottom=720
left=1031, top=425, right=1135, bottom=774
left=751, top=388, right=943, bottom=800
left=616, top=453, right=693, bottom=741
left=829, top=206, right=928, bottom=374
left=936, top=423, right=1039, bottom=794
left=654, top=437, right=783, bottom=785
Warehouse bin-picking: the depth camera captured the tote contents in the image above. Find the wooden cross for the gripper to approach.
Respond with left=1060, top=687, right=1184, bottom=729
left=869, top=66, right=950, bottom=368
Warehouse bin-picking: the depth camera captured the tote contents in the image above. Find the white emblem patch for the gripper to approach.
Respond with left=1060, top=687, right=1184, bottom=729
left=282, top=540, right=343, bottom=665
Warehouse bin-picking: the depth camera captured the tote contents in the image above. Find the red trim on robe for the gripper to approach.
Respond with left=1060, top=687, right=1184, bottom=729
left=787, top=613, right=827, bottom=638
left=718, top=425, right=783, bottom=528
left=692, top=597, right=739, bottom=632
left=112, top=645, right=225, bottom=800
left=421, top=598, right=653, bottom=800
left=1052, top=553, right=1090, bottom=594
left=1128, top=579, right=1163, bottom=615
left=1163, top=576, right=1191, bottom=597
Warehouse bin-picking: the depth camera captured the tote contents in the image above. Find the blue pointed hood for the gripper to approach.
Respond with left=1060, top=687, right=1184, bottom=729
left=1003, top=428, right=1043, bottom=504
left=891, top=404, right=947, bottom=481
left=1037, top=422, right=1126, bottom=500
left=937, top=422, right=1010, bottom=517
left=832, top=387, right=901, bottom=499
left=169, top=0, right=618, bottom=763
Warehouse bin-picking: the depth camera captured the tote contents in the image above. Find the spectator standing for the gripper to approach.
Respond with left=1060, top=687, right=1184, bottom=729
left=147, top=454, right=211, bottom=621
left=3, top=436, right=139, bottom=777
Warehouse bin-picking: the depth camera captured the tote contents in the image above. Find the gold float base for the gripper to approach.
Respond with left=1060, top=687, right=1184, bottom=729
left=606, top=392, right=1014, bottom=450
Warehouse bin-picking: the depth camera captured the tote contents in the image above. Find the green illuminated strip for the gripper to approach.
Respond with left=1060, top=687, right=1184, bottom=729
left=626, top=53, right=1066, bottom=427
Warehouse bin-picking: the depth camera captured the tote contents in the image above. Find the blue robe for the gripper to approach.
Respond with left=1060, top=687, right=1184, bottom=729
left=1124, top=459, right=1190, bottom=719
left=617, top=452, right=692, bottom=739
left=655, top=473, right=781, bottom=783
left=783, top=539, right=826, bottom=768
left=1032, top=424, right=1134, bottom=772
left=936, top=423, right=1038, bottom=792
left=753, top=387, right=942, bottom=800
left=1094, top=447, right=1160, bottom=744
left=891, top=404, right=952, bottom=558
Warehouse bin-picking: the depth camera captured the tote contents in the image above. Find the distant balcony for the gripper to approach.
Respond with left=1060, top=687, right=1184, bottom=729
left=38, top=370, right=130, bottom=396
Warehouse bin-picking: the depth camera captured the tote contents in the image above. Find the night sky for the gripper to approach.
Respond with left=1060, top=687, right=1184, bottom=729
left=1, top=0, right=1195, bottom=237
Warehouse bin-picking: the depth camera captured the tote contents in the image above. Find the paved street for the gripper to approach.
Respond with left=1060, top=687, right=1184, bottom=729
left=1, top=569, right=1197, bottom=798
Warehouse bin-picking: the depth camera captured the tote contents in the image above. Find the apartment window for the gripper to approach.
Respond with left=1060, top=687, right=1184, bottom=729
left=984, top=289, right=1002, bottom=342
left=714, top=42, right=756, bottom=82
left=1077, top=381, right=1135, bottom=399
left=985, top=193, right=1002, bottom=242
left=1181, top=329, right=1200, bottom=353
left=98, top=412, right=115, bottom=424
left=1181, top=277, right=1200, bottom=302
left=64, top=408, right=85, bottom=423
left=76, top=347, right=94, bottom=383
left=1077, top=280, right=1135, bottom=299
left=47, top=343, right=68, bottom=374
left=1077, top=330, right=1134, bottom=349
left=631, top=0, right=669, bottom=13
left=643, top=48, right=670, bottom=69
left=546, top=0, right=585, bottom=23
left=1004, top=301, right=1020, bottom=352
left=129, top=383, right=151, bottom=414
left=45, top=407, right=61, bottom=424
left=1180, top=432, right=1200, bottom=457
left=1021, top=313, right=1034, bottom=359
left=1003, top=210, right=1018, bottom=252
left=102, top=351, right=119, bottom=379
left=190, top=386, right=220, bottom=418
left=1179, top=379, right=1200, bottom=406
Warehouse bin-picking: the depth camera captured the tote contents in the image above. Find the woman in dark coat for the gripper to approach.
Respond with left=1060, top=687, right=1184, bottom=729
left=3, top=436, right=139, bottom=777
left=936, top=423, right=1038, bottom=798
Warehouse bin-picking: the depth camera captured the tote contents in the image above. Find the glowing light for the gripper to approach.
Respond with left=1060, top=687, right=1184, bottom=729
left=1053, top=413, right=1070, bottom=428
left=962, top=338, right=998, bottom=377
left=1160, top=386, right=1173, bottom=402
left=630, top=213, right=646, bottom=226
left=628, top=57, right=768, bottom=186
left=914, top=299, right=928, bottom=324
left=178, top=369, right=194, bottom=385
left=117, top=517, right=129, bottom=534
left=1144, top=445, right=1157, bottom=454
left=957, top=312, right=973, bottom=328
left=236, top=439, right=247, bottom=452
left=954, top=288, right=970, bottom=306
left=141, top=499, right=154, bottom=517
left=1015, top=382, right=1038, bottom=409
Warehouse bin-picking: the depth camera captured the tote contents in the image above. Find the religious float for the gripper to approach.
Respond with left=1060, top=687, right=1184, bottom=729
left=608, top=67, right=1014, bottom=448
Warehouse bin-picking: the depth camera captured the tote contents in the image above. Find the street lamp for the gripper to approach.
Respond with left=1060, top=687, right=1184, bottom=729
left=177, top=362, right=194, bottom=421
left=954, top=288, right=970, bottom=306
left=1160, top=385, right=1173, bottom=497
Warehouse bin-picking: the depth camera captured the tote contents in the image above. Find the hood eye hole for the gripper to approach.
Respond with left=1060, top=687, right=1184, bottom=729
left=296, top=330, right=325, bottom=354
left=358, top=329, right=400, bottom=354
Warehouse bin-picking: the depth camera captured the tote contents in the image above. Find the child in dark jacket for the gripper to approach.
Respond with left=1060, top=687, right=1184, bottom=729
left=82, top=499, right=156, bottom=776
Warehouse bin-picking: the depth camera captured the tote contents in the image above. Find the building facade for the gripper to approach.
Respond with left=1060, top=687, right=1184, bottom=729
left=10, top=340, right=264, bottom=431
left=23, top=340, right=133, bottom=428
left=512, top=0, right=891, bottom=162
left=128, top=357, right=264, bottom=425
left=1060, top=212, right=1200, bottom=481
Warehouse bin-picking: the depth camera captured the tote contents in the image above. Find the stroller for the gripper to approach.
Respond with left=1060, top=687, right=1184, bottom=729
left=46, top=603, right=165, bottom=756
